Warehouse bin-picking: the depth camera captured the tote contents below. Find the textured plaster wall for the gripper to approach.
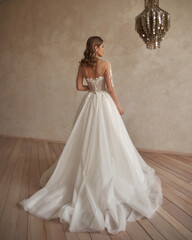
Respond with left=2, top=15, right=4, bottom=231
left=0, top=0, right=191, bottom=153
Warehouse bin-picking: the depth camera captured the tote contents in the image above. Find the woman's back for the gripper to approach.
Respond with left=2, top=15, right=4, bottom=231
left=82, top=58, right=107, bottom=80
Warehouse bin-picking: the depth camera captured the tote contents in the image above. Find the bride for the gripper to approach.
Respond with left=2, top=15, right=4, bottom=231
left=18, top=36, right=163, bottom=234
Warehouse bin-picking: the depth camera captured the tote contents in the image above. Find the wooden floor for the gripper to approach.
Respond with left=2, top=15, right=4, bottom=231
left=0, top=136, right=191, bottom=240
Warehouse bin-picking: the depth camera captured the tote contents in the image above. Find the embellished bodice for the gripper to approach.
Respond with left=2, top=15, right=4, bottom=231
left=84, top=76, right=108, bottom=94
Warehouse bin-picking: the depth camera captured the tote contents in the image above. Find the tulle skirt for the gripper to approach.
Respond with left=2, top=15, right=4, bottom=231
left=18, top=90, right=163, bottom=234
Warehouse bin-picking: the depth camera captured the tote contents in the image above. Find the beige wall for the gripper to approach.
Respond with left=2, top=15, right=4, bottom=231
left=0, top=0, right=191, bottom=153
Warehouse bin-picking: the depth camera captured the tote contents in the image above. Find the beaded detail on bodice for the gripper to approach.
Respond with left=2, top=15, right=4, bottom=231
left=84, top=76, right=107, bottom=94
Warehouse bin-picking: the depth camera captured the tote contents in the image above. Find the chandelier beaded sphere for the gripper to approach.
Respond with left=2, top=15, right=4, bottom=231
left=135, top=0, right=170, bottom=50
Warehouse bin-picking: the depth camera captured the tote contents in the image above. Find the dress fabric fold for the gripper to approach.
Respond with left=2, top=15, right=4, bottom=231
left=18, top=74, right=163, bottom=234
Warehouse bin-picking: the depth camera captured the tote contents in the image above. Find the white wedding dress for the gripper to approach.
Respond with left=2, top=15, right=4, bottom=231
left=18, top=59, right=163, bottom=234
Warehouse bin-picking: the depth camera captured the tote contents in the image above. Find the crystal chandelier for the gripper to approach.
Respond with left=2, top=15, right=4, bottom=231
left=135, top=0, right=170, bottom=49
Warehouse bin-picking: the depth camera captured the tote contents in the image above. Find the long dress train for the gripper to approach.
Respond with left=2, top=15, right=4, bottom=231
left=18, top=61, right=163, bottom=234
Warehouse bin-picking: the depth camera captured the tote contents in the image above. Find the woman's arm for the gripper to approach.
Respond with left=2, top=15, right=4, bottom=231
left=76, top=65, right=89, bottom=91
left=104, top=61, right=124, bottom=115
left=104, top=62, right=121, bottom=108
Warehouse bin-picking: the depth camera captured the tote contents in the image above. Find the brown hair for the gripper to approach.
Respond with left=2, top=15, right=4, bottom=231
left=79, top=36, right=103, bottom=68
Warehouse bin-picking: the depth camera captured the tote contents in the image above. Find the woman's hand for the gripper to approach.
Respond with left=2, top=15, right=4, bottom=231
left=117, top=104, right=124, bottom=115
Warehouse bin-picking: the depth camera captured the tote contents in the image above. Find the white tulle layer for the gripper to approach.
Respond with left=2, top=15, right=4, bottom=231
left=18, top=90, right=163, bottom=234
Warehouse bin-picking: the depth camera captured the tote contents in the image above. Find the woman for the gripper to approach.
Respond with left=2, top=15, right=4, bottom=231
left=18, top=36, right=163, bottom=234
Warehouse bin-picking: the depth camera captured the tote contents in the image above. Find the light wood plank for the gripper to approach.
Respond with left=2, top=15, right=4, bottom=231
left=41, top=141, right=68, bottom=240
left=0, top=139, right=24, bottom=240
left=89, top=229, right=112, bottom=240
left=0, top=138, right=16, bottom=181
left=142, top=152, right=192, bottom=181
left=28, top=140, right=46, bottom=240
left=147, top=152, right=192, bottom=174
left=125, top=221, right=152, bottom=240
left=44, top=141, right=53, bottom=166
left=161, top=180, right=192, bottom=205
left=138, top=217, right=166, bottom=240
left=158, top=174, right=192, bottom=199
left=15, top=140, right=31, bottom=240
left=110, top=230, right=132, bottom=240
left=48, top=142, right=58, bottom=163
left=0, top=138, right=22, bottom=219
left=157, top=207, right=192, bottom=240
left=148, top=212, right=186, bottom=240
left=144, top=158, right=192, bottom=192
left=167, top=154, right=192, bottom=165
left=161, top=197, right=192, bottom=231
left=162, top=186, right=192, bottom=216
